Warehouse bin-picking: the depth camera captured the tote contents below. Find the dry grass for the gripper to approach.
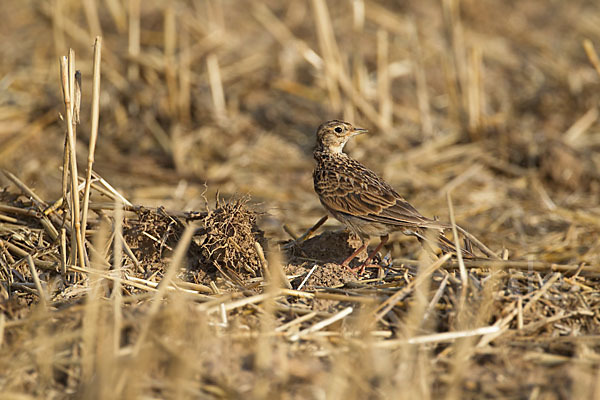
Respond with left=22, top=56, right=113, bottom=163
left=1, top=0, right=600, bottom=398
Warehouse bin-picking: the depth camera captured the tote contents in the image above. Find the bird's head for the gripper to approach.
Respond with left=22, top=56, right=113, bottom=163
left=315, top=120, right=368, bottom=154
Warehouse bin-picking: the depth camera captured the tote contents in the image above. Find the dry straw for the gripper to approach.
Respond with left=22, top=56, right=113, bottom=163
left=0, top=1, right=599, bottom=399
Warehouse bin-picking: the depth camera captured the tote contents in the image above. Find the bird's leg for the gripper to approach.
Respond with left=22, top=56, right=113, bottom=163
left=351, top=234, right=389, bottom=274
left=341, top=241, right=368, bottom=269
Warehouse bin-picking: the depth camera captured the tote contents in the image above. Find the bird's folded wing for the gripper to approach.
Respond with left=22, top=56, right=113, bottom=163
left=317, top=178, right=433, bottom=227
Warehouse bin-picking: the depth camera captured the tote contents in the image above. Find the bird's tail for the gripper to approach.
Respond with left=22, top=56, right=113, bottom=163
left=405, top=225, right=498, bottom=259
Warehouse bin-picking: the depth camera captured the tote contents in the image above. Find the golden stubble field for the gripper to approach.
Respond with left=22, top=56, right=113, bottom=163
left=1, top=0, right=599, bottom=398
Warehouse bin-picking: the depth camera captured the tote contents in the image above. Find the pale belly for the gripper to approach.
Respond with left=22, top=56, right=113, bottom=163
left=326, top=208, right=392, bottom=238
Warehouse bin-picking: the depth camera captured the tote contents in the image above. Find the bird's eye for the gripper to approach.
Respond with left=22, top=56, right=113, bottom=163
left=334, top=127, right=343, bottom=133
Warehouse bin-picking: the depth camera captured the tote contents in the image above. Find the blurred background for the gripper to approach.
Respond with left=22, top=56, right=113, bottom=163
left=1, top=0, right=599, bottom=261
left=2, top=2, right=600, bottom=398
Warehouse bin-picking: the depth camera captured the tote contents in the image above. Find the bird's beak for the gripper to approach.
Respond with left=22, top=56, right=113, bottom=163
left=353, top=127, right=368, bottom=135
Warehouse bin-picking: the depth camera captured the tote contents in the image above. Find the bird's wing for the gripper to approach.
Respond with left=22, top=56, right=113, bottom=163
left=314, top=157, right=441, bottom=228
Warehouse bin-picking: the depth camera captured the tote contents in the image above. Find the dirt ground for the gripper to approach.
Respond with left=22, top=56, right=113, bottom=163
left=1, top=0, right=600, bottom=399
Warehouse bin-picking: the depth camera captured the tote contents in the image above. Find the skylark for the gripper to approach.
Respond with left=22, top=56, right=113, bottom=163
left=312, top=120, right=484, bottom=272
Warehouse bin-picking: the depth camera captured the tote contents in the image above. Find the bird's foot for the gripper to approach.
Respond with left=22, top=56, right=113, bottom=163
left=349, top=262, right=369, bottom=275
left=341, top=260, right=367, bottom=276
left=347, top=258, right=382, bottom=276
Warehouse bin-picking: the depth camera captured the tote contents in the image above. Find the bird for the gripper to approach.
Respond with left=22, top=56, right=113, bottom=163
left=312, top=120, right=491, bottom=273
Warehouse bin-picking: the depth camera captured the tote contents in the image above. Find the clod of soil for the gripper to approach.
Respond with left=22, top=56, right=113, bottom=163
left=123, top=207, right=184, bottom=269
left=286, top=229, right=366, bottom=266
left=121, top=198, right=266, bottom=285
left=284, top=230, right=363, bottom=292
left=196, top=197, right=266, bottom=282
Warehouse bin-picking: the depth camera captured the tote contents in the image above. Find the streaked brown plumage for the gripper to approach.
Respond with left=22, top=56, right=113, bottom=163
left=312, top=120, right=474, bottom=271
